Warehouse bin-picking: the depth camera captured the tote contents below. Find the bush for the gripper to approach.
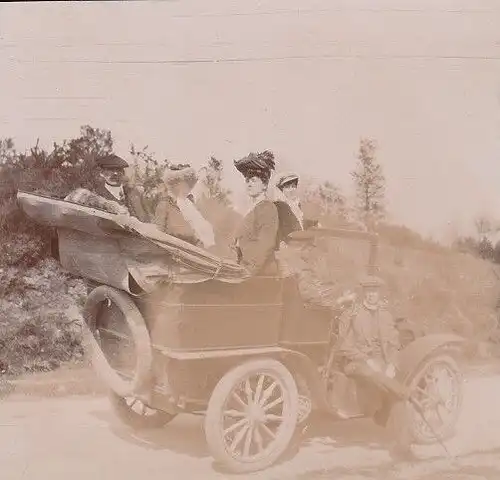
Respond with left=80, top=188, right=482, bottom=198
left=1, top=127, right=114, bottom=268
left=0, top=259, right=87, bottom=377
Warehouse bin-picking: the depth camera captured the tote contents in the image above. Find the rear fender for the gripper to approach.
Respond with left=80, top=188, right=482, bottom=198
left=396, top=333, right=465, bottom=385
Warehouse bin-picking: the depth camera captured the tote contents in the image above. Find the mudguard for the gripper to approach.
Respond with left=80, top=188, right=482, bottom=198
left=278, top=350, right=331, bottom=412
left=396, top=333, right=465, bottom=384
left=83, top=285, right=153, bottom=397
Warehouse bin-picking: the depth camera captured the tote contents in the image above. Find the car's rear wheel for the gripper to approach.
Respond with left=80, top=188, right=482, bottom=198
left=406, top=353, right=463, bottom=445
left=109, top=391, right=176, bottom=430
left=83, top=286, right=153, bottom=398
left=204, top=358, right=299, bottom=474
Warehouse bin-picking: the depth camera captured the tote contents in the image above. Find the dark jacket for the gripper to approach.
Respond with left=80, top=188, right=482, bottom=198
left=93, top=180, right=150, bottom=223
left=234, top=200, right=279, bottom=276
left=274, top=200, right=302, bottom=244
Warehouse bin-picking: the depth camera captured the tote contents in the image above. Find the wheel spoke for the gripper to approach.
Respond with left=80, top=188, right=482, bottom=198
left=265, top=414, right=284, bottom=422
left=224, top=409, right=246, bottom=419
left=232, top=392, right=247, bottom=409
left=259, top=381, right=278, bottom=407
left=244, top=378, right=254, bottom=403
left=224, top=418, right=248, bottom=436
left=263, top=395, right=283, bottom=412
left=230, top=423, right=250, bottom=454
left=243, top=425, right=253, bottom=457
left=253, top=424, right=264, bottom=452
left=254, top=375, right=265, bottom=405
left=259, top=422, right=276, bottom=440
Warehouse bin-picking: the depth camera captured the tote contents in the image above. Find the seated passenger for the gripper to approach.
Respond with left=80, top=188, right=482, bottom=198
left=65, top=154, right=150, bottom=222
left=154, top=164, right=215, bottom=248
left=232, top=151, right=280, bottom=276
left=275, top=172, right=303, bottom=232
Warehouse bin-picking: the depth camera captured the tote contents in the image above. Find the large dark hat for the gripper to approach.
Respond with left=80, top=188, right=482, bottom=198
left=234, top=150, right=276, bottom=182
left=96, top=154, right=129, bottom=170
left=276, top=173, right=299, bottom=190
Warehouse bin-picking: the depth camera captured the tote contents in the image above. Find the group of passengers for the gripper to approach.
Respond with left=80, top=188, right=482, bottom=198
left=66, top=150, right=415, bottom=461
left=66, top=150, right=305, bottom=276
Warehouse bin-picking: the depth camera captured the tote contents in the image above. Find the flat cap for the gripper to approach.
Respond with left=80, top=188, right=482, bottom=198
left=359, top=274, right=385, bottom=288
left=96, top=154, right=129, bottom=169
left=276, top=173, right=299, bottom=190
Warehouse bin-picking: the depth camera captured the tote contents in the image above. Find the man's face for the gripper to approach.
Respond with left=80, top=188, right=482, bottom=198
left=101, top=168, right=125, bottom=187
left=364, top=287, right=380, bottom=305
left=282, top=183, right=298, bottom=201
left=245, top=176, right=267, bottom=199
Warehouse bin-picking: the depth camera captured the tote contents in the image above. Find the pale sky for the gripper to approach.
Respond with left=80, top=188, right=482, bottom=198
left=1, top=0, right=500, bottom=241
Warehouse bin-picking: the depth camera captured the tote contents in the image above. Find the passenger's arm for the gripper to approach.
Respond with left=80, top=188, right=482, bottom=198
left=153, top=197, right=170, bottom=232
left=126, top=186, right=150, bottom=223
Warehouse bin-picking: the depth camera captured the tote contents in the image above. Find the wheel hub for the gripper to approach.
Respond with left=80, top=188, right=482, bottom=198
left=247, top=403, right=266, bottom=423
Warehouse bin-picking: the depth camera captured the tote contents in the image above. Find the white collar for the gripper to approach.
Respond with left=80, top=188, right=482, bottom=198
left=105, top=183, right=123, bottom=200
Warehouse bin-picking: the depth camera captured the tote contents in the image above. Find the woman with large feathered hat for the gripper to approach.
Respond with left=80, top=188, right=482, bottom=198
left=232, top=150, right=282, bottom=276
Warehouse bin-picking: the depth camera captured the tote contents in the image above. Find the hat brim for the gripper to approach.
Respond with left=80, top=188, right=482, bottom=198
left=164, top=167, right=198, bottom=188
left=97, top=154, right=129, bottom=169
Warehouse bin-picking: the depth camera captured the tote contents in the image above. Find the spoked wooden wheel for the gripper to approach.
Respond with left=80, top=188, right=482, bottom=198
left=407, top=354, right=463, bottom=445
left=109, top=391, right=176, bottom=430
left=204, top=359, right=299, bottom=474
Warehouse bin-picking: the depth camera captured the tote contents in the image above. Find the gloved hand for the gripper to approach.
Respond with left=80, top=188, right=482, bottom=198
left=385, top=363, right=396, bottom=378
left=336, top=290, right=357, bottom=307
left=366, top=359, right=381, bottom=372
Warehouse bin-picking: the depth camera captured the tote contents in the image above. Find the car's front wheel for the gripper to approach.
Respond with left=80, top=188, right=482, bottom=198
left=204, top=358, right=299, bottom=474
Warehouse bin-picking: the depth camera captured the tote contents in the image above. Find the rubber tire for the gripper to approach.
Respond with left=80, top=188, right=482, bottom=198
left=109, top=391, right=176, bottom=430
left=204, top=358, right=299, bottom=474
left=83, top=285, right=153, bottom=398
left=406, top=353, right=463, bottom=445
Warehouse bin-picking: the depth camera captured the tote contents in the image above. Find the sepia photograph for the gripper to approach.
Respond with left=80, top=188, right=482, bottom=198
left=1, top=1, right=500, bottom=478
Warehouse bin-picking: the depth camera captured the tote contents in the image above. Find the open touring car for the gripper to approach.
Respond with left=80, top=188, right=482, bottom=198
left=18, top=191, right=465, bottom=474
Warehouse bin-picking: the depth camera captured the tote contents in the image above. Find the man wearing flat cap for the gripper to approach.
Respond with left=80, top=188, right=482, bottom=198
left=337, top=274, right=414, bottom=460
left=338, top=275, right=400, bottom=377
left=65, top=153, right=149, bottom=222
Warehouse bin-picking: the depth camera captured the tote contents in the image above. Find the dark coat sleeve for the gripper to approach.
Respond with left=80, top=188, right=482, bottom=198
left=274, top=200, right=302, bottom=243
left=124, top=185, right=150, bottom=223
left=237, top=201, right=279, bottom=275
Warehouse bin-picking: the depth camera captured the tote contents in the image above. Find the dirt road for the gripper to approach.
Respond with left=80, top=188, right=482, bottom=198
left=1, top=372, right=500, bottom=480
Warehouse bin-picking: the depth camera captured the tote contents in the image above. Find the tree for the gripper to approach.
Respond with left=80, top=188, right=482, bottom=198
left=474, top=215, right=493, bottom=238
left=129, top=145, right=171, bottom=215
left=198, top=156, right=232, bottom=206
left=351, top=138, right=386, bottom=228
left=0, top=138, right=16, bottom=165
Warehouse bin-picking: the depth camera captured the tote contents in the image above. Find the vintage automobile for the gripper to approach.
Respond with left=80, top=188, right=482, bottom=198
left=18, top=191, right=465, bottom=474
